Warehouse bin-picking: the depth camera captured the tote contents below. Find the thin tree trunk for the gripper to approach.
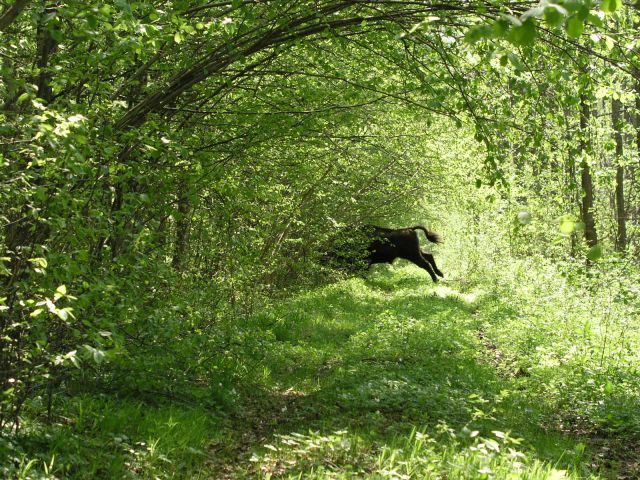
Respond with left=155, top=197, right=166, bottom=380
left=636, top=80, right=640, bottom=161
left=612, top=97, right=627, bottom=252
left=172, top=185, right=191, bottom=270
left=0, top=2, right=55, bottom=423
left=2, top=1, right=56, bottom=291
left=633, top=80, right=640, bottom=255
left=0, top=0, right=31, bottom=32
left=35, top=5, right=57, bottom=103
left=579, top=93, right=598, bottom=248
left=563, top=107, right=579, bottom=255
left=106, top=60, right=147, bottom=260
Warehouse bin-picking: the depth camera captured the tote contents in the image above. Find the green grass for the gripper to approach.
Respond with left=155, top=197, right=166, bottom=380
left=4, top=263, right=635, bottom=478
left=214, top=266, right=604, bottom=479
left=1, top=397, right=222, bottom=479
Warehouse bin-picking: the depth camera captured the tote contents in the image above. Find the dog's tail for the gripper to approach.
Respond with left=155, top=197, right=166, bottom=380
left=411, top=225, right=442, bottom=244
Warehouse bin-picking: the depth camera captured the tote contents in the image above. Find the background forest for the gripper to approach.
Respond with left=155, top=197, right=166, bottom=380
left=1, top=0, right=640, bottom=478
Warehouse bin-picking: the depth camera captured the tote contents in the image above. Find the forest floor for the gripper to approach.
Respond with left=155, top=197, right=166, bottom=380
left=8, top=266, right=637, bottom=479
left=199, top=267, right=630, bottom=479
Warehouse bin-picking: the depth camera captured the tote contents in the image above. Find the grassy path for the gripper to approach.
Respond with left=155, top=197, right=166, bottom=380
left=208, top=268, right=601, bottom=479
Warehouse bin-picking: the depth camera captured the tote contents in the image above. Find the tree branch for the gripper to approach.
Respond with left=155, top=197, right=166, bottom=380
left=0, top=0, right=30, bottom=32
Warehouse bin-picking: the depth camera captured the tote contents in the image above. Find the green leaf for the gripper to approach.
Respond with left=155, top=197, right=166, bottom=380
left=17, top=92, right=31, bottom=104
left=65, top=350, right=80, bottom=368
left=509, top=18, right=537, bottom=46
left=544, top=4, right=568, bottom=27
left=55, top=308, right=70, bottom=321
left=521, top=6, right=545, bottom=20
left=174, top=32, right=183, bottom=43
left=29, top=257, right=48, bottom=269
left=221, top=17, right=237, bottom=35
left=604, top=35, right=615, bottom=50
left=601, top=0, right=622, bottom=13
left=115, top=0, right=133, bottom=17
left=508, top=53, right=524, bottom=71
left=576, top=4, right=590, bottom=21
left=587, top=244, right=603, bottom=261
left=84, top=345, right=106, bottom=364
left=587, top=13, right=604, bottom=28
left=499, top=13, right=522, bottom=26
left=45, top=298, right=57, bottom=313
left=464, top=24, right=494, bottom=43
left=55, top=284, right=67, bottom=297
left=48, top=29, right=64, bottom=43
left=492, top=18, right=511, bottom=38
left=559, top=215, right=576, bottom=235
left=566, top=16, right=584, bottom=38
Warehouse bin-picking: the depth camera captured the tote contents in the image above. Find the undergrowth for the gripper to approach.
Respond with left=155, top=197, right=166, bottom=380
left=2, top=258, right=638, bottom=478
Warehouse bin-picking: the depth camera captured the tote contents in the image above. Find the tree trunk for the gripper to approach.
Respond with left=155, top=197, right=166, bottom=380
left=612, top=97, right=626, bottom=252
left=636, top=79, right=640, bottom=162
left=2, top=2, right=56, bottom=293
left=35, top=5, right=57, bottom=103
left=579, top=93, right=598, bottom=248
left=563, top=107, right=579, bottom=255
left=172, top=185, right=191, bottom=270
left=0, top=0, right=31, bottom=32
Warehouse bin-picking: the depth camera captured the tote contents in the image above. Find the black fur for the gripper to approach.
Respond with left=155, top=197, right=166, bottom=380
left=328, top=225, right=443, bottom=282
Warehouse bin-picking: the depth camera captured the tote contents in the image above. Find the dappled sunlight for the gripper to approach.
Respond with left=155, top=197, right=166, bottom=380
left=3, top=0, right=638, bottom=476
left=213, top=271, right=602, bottom=478
left=247, top=426, right=584, bottom=479
left=432, top=284, right=483, bottom=304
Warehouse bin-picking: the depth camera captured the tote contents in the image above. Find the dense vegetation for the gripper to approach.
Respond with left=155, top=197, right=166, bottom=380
left=1, top=0, right=640, bottom=478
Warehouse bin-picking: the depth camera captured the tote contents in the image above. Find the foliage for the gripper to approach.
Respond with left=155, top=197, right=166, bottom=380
left=1, top=0, right=640, bottom=477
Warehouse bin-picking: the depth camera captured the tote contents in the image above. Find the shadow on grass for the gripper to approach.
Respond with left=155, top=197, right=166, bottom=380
left=222, top=266, right=591, bottom=478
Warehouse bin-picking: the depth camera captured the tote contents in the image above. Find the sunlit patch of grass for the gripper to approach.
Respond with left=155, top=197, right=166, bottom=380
left=471, top=257, right=640, bottom=447
left=247, top=426, right=597, bottom=479
left=5, top=261, right=625, bottom=478
left=216, top=266, right=605, bottom=478
left=432, top=283, right=483, bottom=304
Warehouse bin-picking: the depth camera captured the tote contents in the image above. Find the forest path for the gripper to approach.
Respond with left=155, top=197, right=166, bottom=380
left=208, top=267, right=604, bottom=479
